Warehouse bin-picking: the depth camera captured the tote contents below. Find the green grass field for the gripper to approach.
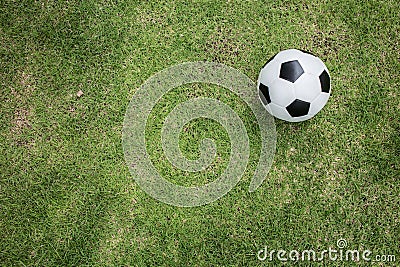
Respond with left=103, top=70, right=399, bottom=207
left=1, top=0, right=399, bottom=266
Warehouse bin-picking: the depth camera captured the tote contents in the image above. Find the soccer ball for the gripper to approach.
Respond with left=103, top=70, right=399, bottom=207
left=258, top=49, right=331, bottom=122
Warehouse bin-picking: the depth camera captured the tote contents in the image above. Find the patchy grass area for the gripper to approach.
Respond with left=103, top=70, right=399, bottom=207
left=1, top=0, right=399, bottom=266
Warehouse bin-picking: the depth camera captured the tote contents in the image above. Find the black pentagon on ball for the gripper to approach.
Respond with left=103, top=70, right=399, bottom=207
left=319, top=70, right=330, bottom=93
left=286, top=99, right=310, bottom=117
left=279, top=60, right=304, bottom=83
left=258, top=82, right=271, bottom=104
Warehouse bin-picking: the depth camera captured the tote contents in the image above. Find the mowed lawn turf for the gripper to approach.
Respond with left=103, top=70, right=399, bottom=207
left=1, top=0, right=399, bottom=266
